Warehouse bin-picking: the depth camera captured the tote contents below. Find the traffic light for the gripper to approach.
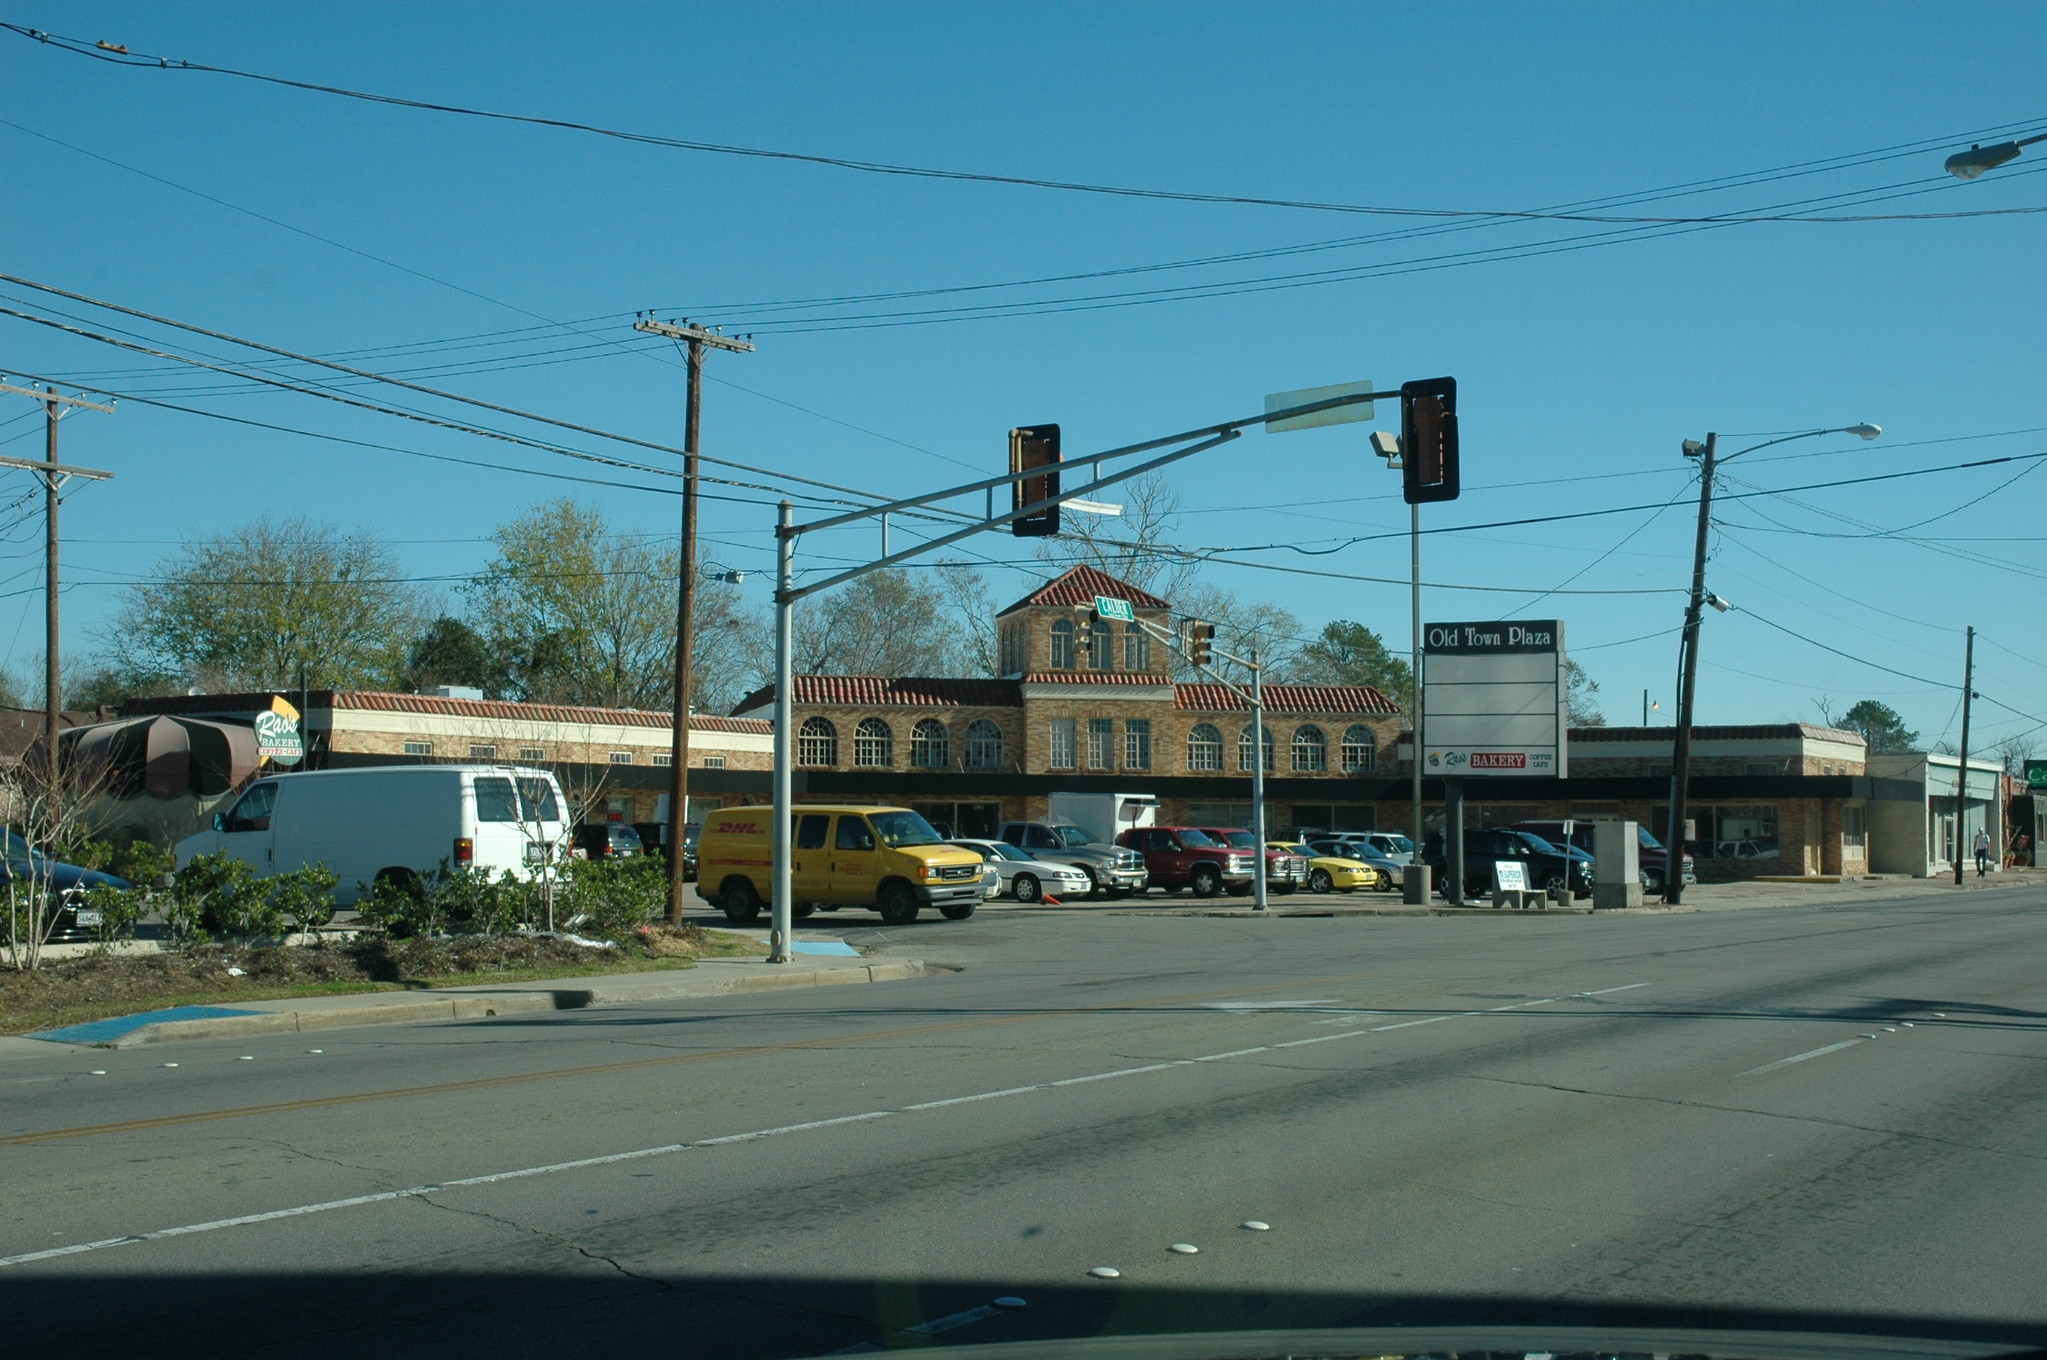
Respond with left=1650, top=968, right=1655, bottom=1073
left=1009, top=424, right=1061, bottom=537
left=1186, top=620, right=1216, bottom=667
left=1400, top=377, right=1459, bottom=505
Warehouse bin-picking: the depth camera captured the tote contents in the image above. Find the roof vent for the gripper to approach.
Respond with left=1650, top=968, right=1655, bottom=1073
left=419, top=685, right=485, bottom=701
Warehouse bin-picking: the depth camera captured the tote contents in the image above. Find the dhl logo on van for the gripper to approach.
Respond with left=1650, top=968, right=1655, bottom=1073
left=712, top=819, right=764, bottom=834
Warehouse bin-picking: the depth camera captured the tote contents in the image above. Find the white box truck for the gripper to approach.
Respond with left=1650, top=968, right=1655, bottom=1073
left=1045, top=792, right=1159, bottom=846
left=174, top=765, right=571, bottom=903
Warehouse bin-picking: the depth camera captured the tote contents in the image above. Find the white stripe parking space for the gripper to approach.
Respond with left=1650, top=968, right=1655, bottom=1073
left=0, top=979, right=1654, bottom=1271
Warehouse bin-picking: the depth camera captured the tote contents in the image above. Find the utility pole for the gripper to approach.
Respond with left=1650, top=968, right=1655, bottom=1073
left=1954, top=625, right=1975, bottom=886
left=632, top=318, right=755, bottom=923
left=0, top=382, right=113, bottom=780
left=1665, top=431, right=1718, bottom=906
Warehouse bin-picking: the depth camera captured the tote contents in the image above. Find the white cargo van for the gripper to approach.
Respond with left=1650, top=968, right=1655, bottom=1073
left=173, top=765, right=571, bottom=904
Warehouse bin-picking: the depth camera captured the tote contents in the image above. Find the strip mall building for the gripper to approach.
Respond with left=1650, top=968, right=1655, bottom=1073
left=120, top=566, right=2003, bottom=879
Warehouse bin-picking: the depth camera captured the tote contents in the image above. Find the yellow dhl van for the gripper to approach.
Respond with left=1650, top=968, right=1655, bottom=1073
left=695, top=804, right=985, bottom=925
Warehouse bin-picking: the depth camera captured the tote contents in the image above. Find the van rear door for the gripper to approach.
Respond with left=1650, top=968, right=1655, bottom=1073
left=468, top=772, right=566, bottom=874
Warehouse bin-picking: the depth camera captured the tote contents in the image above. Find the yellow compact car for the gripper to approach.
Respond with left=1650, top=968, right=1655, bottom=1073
left=1270, top=840, right=1384, bottom=894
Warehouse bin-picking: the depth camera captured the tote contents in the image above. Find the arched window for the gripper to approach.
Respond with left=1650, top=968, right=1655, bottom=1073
left=1186, top=722, right=1223, bottom=772
left=854, top=718, right=893, bottom=767
left=1238, top=724, right=1275, bottom=772
left=1341, top=725, right=1377, bottom=773
left=1049, top=617, right=1076, bottom=670
left=910, top=718, right=949, bottom=768
left=1123, top=624, right=1151, bottom=672
left=1291, top=725, right=1327, bottom=772
left=798, top=717, right=837, bottom=766
left=965, top=719, right=1004, bottom=769
left=1083, top=618, right=1112, bottom=671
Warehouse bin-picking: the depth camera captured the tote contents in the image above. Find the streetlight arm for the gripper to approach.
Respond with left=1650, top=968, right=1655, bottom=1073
left=1711, top=423, right=1880, bottom=468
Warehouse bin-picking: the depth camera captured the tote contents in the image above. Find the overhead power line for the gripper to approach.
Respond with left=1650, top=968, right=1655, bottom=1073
left=9, top=25, right=2044, bottom=224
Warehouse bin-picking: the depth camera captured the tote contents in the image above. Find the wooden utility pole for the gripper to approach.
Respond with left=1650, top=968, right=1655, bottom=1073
left=631, top=319, right=754, bottom=923
left=1954, top=625, right=1975, bottom=886
left=0, top=381, right=113, bottom=778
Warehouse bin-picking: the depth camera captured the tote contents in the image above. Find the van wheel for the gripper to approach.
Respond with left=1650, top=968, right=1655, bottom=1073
left=792, top=902, right=815, bottom=920
left=939, top=901, right=976, bottom=921
left=876, top=882, right=919, bottom=925
left=1189, top=867, right=1221, bottom=898
left=719, top=880, right=762, bottom=923
left=1012, top=873, right=1041, bottom=903
left=1308, top=868, right=1334, bottom=894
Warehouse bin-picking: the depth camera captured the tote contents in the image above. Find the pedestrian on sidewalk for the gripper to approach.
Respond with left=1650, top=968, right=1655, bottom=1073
left=1974, top=828, right=1993, bottom=877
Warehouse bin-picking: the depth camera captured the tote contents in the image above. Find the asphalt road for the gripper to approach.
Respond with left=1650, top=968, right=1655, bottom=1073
left=6, top=885, right=2047, bottom=1358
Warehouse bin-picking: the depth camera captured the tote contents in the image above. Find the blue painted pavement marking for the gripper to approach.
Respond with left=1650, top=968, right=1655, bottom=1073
left=789, top=940, right=862, bottom=957
left=31, top=1005, right=264, bottom=1046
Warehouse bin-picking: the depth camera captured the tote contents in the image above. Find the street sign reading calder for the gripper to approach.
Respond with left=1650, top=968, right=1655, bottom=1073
left=1422, top=619, right=1567, bottom=778
left=1093, top=595, right=1136, bottom=623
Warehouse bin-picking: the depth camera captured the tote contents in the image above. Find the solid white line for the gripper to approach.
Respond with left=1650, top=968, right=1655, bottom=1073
left=1737, top=1039, right=1864, bottom=1078
left=3, top=980, right=1646, bottom=1269
left=1585, top=982, right=1652, bottom=995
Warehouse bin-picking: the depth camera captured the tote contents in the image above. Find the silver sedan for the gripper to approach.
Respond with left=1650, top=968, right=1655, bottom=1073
left=946, top=839, right=1095, bottom=903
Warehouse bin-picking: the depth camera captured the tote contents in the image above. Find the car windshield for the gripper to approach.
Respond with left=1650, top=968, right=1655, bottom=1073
left=1513, top=832, right=1562, bottom=854
left=1378, top=834, right=1414, bottom=853
left=1214, top=829, right=1257, bottom=848
left=1176, top=828, right=1220, bottom=848
left=1051, top=825, right=1096, bottom=847
left=868, top=810, right=944, bottom=847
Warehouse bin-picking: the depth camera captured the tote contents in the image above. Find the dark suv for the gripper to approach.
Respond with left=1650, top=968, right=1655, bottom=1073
left=1421, top=826, right=1593, bottom=899
left=1512, top=820, right=1694, bottom=894
left=574, top=822, right=644, bottom=860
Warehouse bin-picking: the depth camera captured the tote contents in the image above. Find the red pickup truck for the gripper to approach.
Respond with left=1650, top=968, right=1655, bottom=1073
left=1115, top=826, right=1258, bottom=898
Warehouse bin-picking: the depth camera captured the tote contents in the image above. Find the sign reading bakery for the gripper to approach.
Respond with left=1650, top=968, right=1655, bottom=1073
left=1422, top=618, right=1567, bottom=778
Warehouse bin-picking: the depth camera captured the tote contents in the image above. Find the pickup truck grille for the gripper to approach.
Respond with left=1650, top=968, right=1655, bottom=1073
left=1113, top=849, right=1144, bottom=871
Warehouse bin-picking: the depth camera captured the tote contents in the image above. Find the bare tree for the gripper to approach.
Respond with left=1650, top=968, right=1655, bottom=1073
left=1992, top=732, right=2039, bottom=777
left=2, top=746, right=118, bottom=972
left=1170, top=585, right=1303, bottom=680
left=1033, top=473, right=1198, bottom=600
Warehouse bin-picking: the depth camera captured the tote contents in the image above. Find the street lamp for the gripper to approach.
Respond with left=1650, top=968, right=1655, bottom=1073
left=1945, top=133, right=2047, bottom=180
left=1663, top=422, right=1880, bottom=903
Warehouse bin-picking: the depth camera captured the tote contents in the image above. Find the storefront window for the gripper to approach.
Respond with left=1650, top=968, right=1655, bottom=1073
left=1701, top=804, right=1779, bottom=859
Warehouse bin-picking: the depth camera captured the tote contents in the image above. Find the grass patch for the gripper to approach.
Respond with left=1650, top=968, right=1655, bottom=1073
left=1, top=923, right=762, bottom=1036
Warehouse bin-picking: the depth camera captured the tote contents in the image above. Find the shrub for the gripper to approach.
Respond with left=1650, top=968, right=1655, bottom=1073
left=265, top=864, right=339, bottom=937
left=81, top=883, right=144, bottom=952
left=58, top=837, right=115, bottom=872
left=114, top=839, right=176, bottom=888
left=172, top=851, right=284, bottom=939
left=561, top=855, right=667, bottom=942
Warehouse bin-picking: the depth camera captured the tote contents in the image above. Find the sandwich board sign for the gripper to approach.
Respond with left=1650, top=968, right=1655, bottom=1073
left=1422, top=620, right=1567, bottom=777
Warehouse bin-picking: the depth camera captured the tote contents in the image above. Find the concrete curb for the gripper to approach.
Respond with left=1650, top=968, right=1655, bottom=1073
left=102, top=960, right=926, bottom=1048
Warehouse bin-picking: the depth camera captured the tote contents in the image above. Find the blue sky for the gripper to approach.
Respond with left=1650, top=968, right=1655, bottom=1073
left=3, top=2, right=2044, bottom=752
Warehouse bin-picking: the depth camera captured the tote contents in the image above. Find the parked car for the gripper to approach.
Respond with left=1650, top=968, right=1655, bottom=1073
left=947, top=838, right=1093, bottom=903
left=1361, top=832, right=1415, bottom=865
left=1715, top=838, right=1779, bottom=861
left=697, top=804, right=982, bottom=924
left=1115, top=826, right=1257, bottom=898
left=1199, top=828, right=1308, bottom=895
left=1308, top=837, right=1405, bottom=887
left=574, top=822, right=644, bottom=861
left=997, top=820, right=1148, bottom=898
left=630, top=822, right=699, bottom=881
left=175, top=765, right=571, bottom=905
left=1272, top=840, right=1384, bottom=894
left=1420, top=826, right=1595, bottom=899
left=0, top=829, right=133, bottom=942
left=1512, top=819, right=1695, bottom=893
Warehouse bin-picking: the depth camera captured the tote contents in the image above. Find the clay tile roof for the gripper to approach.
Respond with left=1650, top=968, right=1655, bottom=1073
left=996, top=564, right=1172, bottom=617
left=731, top=677, right=1022, bottom=715
left=1175, top=683, right=1401, bottom=716
left=122, top=689, right=773, bottom=735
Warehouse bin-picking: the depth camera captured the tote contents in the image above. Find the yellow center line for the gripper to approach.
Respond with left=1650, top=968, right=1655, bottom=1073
left=3, top=969, right=1380, bottom=1145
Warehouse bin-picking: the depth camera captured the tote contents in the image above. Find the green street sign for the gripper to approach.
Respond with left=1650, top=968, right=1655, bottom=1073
left=1093, top=595, right=1135, bottom=622
left=2027, top=759, right=2047, bottom=790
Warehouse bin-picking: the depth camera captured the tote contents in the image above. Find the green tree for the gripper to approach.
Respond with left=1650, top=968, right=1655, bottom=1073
left=1292, top=620, right=1414, bottom=709
left=1837, top=699, right=1918, bottom=752
left=403, top=616, right=502, bottom=696
left=104, top=517, right=423, bottom=691
left=465, top=499, right=750, bottom=712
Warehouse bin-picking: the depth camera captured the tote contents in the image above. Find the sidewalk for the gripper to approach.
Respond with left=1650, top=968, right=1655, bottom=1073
left=17, top=946, right=924, bottom=1050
